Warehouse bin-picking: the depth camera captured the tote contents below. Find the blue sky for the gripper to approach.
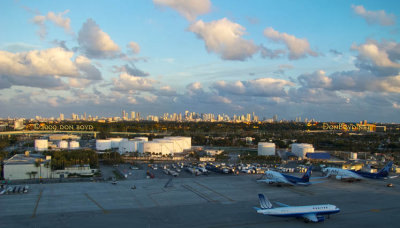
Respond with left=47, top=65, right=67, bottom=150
left=1, top=0, right=400, bottom=122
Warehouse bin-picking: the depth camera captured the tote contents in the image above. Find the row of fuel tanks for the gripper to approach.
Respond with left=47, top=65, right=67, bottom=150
left=96, top=136, right=191, bottom=155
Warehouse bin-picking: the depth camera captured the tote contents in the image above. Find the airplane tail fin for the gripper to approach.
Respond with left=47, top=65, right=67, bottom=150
left=258, top=194, right=273, bottom=209
left=378, top=161, right=393, bottom=177
left=301, top=165, right=313, bottom=182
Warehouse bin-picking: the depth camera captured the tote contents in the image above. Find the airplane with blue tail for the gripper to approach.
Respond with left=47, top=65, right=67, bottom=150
left=351, top=161, right=397, bottom=179
left=257, top=166, right=326, bottom=186
left=254, top=194, right=340, bottom=223
left=323, top=161, right=397, bottom=181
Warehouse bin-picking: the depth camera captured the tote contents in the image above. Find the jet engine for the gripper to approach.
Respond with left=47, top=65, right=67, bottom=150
left=317, top=216, right=325, bottom=222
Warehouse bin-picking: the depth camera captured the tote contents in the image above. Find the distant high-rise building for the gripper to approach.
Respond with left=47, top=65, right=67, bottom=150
left=122, top=110, right=126, bottom=120
left=71, top=113, right=79, bottom=120
left=59, top=113, right=64, bottom=121
left=273, top=114, right=278, bottom=122
left=131, top=111, right=135, bottom=120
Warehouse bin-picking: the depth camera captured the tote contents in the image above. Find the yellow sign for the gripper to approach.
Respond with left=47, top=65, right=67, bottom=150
left=28, top=123, right=94, bottom=131
left=322, top=123, right=376, bottom=131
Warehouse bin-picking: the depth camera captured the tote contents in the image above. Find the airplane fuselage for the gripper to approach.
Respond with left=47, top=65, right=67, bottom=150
left=323, top=167, right=363, bottom=180
left=257, top=204, right=340, bottom=217
left=264, top=170, right=308, bottom=185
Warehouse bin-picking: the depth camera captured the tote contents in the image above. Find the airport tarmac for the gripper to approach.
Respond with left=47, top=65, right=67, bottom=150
left=1, top=172, right=400, bottom=228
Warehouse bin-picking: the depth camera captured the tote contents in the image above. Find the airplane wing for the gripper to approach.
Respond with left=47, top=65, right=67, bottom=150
left=257, top=178, right=295, bottom=185
left=302, top=213, right=318, bottom=222
left=308, top=180, right=327, bottom=184
left=274, top=201, right=290, bottom=207
left=310, top=176, right=329, bottom=180
left=257, top=179, right=277, bottom=184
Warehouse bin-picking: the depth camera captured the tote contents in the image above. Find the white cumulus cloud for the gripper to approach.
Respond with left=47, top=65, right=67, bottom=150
left=0, top=47, right=78, bottom=77
left=189, top=18, right=259, bottom=61
left=352, top=5, right=396, bottom=26
left=32, top=10, right=73, bottom=39
left=112, top=72, right=156, bottom=92
left=127, top=41, right=140, bottom=54
left=352, top=40, right=400, bottom=76
left=263, top=27, right=318, bottom=60
left=78, top=19, right=120, bottom=58
left=213, top=78, right=294, bottom=97
left=154, top=0, right=211, bottom=21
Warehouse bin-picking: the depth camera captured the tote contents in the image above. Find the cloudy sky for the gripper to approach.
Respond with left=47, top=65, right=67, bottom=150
left=1, top=0, right=400, bottom=122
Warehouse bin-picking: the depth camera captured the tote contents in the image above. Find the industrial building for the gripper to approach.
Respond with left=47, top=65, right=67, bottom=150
left=306, top=152, right=331, bottom=160
left=258, top=142, right=276, bottom=156
left=49, top=134, right=81, bottom=141
left=34, top=139, right=48, bottom=151
left=291, top=143, right=314, bottom=159
left=3, top=152, right=52, bottom=180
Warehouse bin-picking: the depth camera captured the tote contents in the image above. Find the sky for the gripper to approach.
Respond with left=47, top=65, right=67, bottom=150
left=1, top=0, right=400, bottom=122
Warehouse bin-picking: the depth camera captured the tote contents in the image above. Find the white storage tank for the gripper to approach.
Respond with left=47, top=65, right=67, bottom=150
left=142, top=142, right=162, bottom=154
left=164, top=136, right=192, bottom=152
left=96, top=139, right=112, bottom=151
left=109, top=138, right=126, bottom=148
left=153, top=139, right=176, bottom=154
left=291, top=143, right=314, bottom=159
left=258, top=142, right=276, bottom=156
left=134, top=137, right=148, bottom=142
left=118, top=140, right=137, bottom=154
left=69, top=141, right=80, bottom=149
left=159, top=141, right=174, bottom=155
left=138, top=141, right=145, bottom=154
left=35, top=139, right=48, bottom=151
left=58, top=140, right=68, bottom=149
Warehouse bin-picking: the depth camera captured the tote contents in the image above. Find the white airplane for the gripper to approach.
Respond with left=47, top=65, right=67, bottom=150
left=323, top=162, right=397, bottom=181
left=322, top=167, right=364, bottom=181
left=254, top=194, right=340, bottom=223
left=257, top=166, right=325, bottom=186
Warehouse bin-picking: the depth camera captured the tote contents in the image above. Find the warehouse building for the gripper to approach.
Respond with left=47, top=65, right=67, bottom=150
left=3, top=152, right=51, bottom=180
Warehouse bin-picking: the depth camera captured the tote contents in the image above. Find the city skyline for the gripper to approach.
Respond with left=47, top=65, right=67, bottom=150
left=11, top=110, right=288, bottom=123
left=1, top=1, right=400, bottom=122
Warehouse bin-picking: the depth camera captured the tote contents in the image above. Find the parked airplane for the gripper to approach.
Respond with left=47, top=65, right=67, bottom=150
left=254, top=194, right=340, bottom=223
left=322, top=167, right=364, bottom=181
left=257, top=166, right=324, bottom=186
left=352, top=161, right=397, bottom=179
left=323, top=162, right=396, bottom=181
